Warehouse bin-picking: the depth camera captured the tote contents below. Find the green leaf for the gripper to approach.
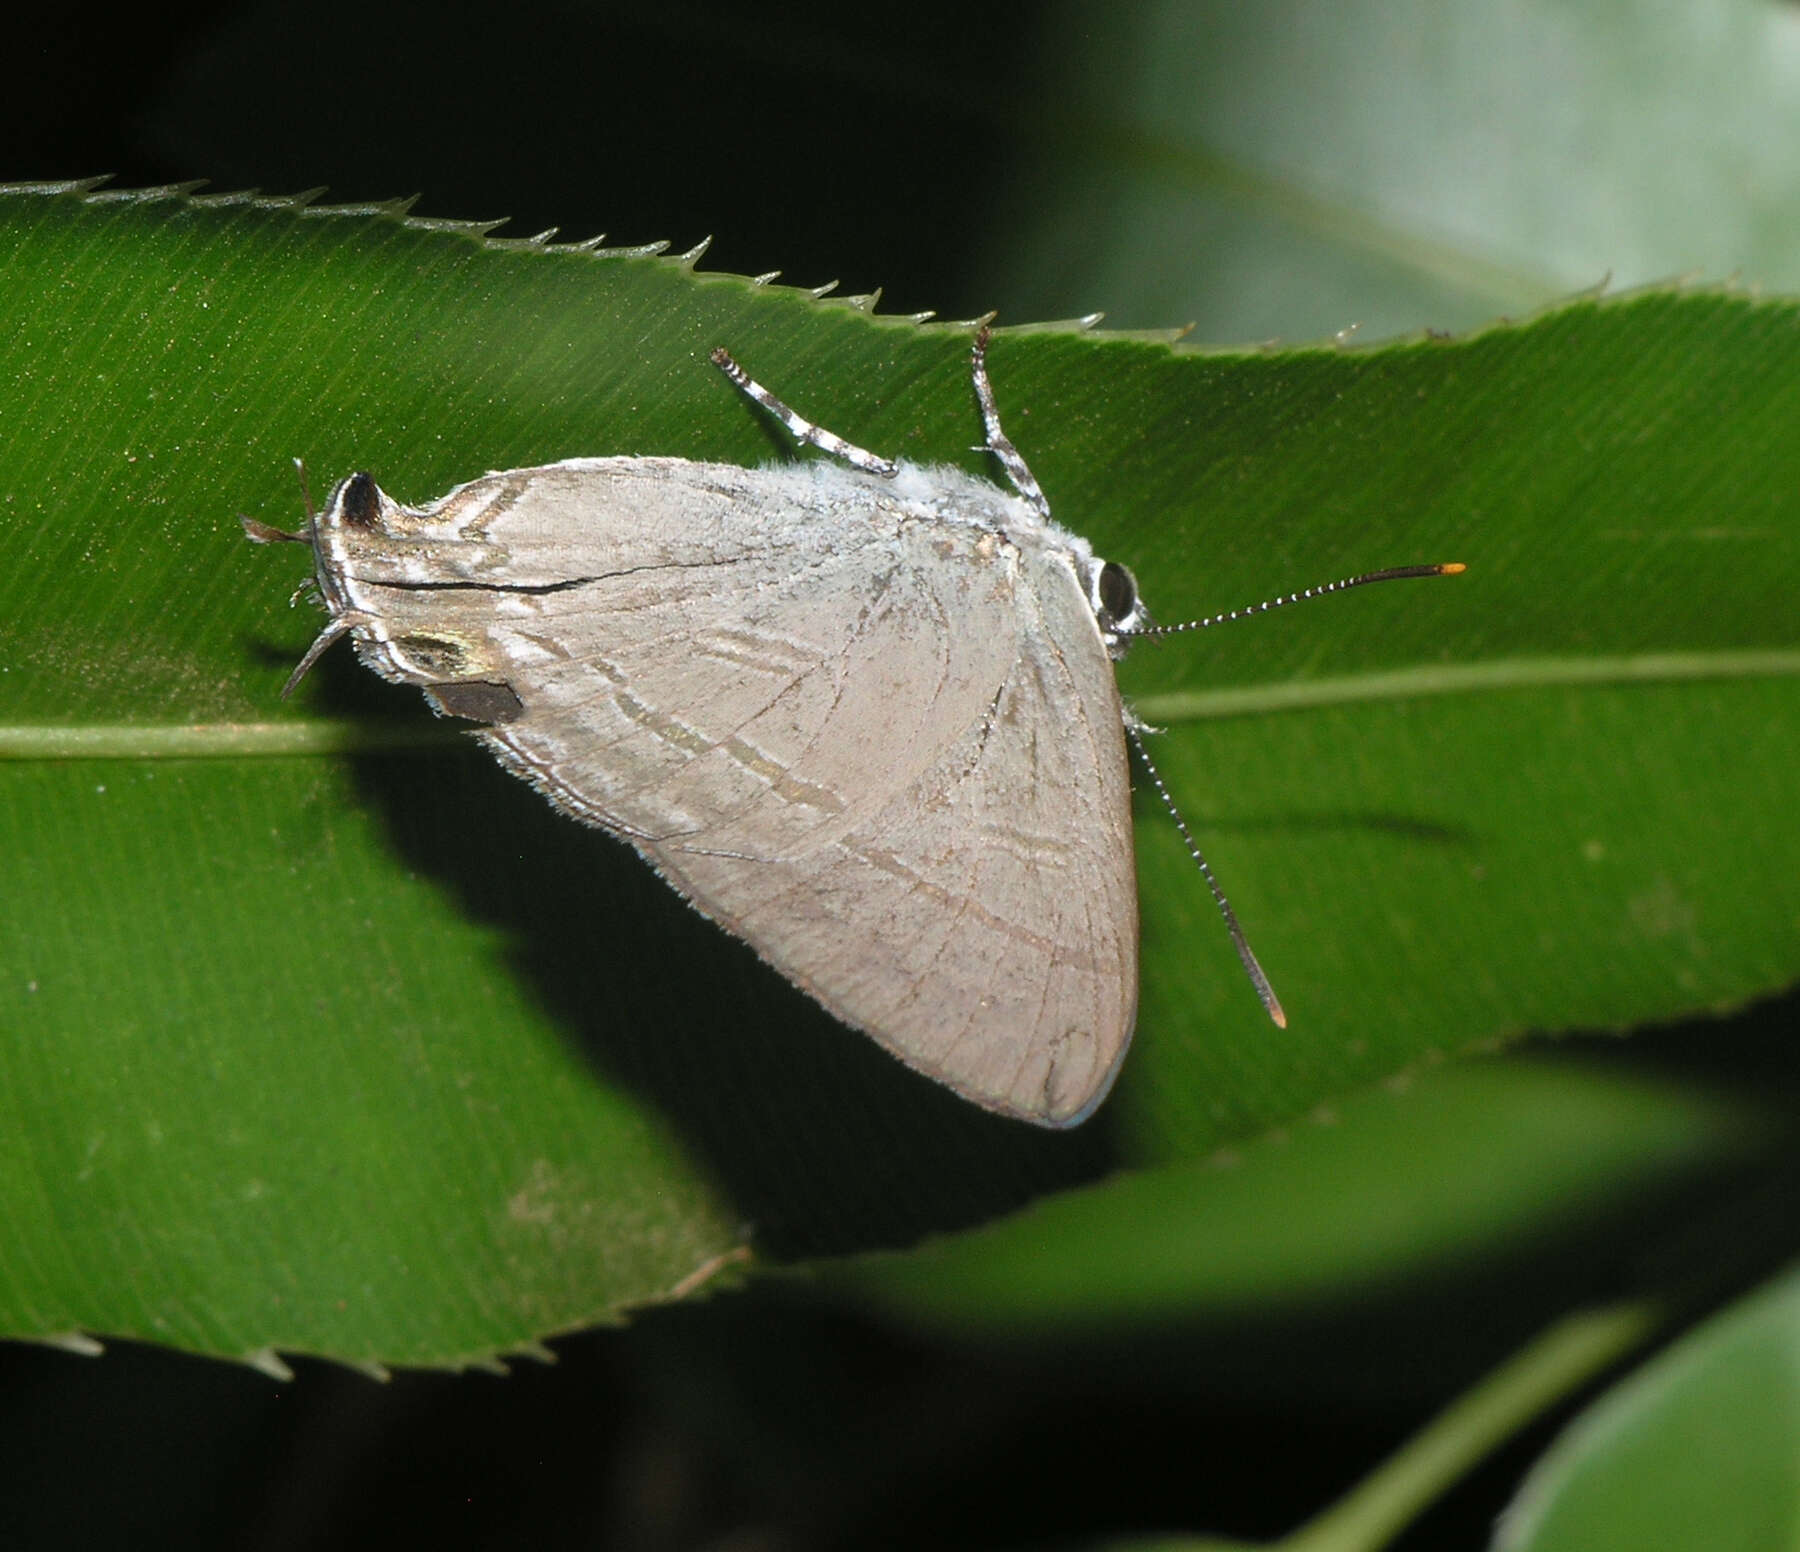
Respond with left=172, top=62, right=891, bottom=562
left=1495, top=1264, right=1800, bottom=1552
left=828, top=1059, right=1771, bottom=1335
left=1, top=182, right=1796, bottom=1367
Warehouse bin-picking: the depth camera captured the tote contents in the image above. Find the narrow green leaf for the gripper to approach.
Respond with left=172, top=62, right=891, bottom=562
left=829, top=1059, right=1767, bottom=1332
left=2, top=184, right=1796, bottom=1365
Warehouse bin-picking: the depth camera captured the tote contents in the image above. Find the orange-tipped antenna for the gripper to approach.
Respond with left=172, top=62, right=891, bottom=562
left=1132, top=561, right=1465, bottom=638
left=1122, top=559, right=1463, bottom=1022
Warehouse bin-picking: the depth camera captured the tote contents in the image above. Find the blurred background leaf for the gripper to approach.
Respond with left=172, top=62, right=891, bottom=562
left=1495, top=1263, right=1800, bottom=1552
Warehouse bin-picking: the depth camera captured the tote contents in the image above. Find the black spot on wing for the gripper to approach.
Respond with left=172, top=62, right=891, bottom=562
left=428, top=681, right=525, bottom=724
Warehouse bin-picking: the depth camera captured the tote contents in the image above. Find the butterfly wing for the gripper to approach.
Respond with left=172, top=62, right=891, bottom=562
left=636, top=538, right=1140, bottom=1125
left=324, top=457, right=1137, bottom=1125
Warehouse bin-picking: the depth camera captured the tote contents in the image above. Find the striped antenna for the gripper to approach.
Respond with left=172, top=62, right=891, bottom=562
left=1129, top=563, right=1465, bottom=639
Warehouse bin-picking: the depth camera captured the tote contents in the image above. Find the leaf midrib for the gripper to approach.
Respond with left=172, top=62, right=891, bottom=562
left=4, top=649, right=1795, bottom=761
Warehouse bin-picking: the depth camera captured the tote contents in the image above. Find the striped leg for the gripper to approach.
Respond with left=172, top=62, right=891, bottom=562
left=710, top=348, right=897, bottom=476
left=971, top=325, right=1051, bottom=520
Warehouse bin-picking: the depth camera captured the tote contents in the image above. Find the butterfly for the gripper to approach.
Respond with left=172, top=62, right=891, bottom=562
left=245, top=329, right=1458, bottom=1125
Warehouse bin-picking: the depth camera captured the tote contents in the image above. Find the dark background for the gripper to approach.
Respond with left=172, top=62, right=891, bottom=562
left=13, top=2, right=1058, bottom=324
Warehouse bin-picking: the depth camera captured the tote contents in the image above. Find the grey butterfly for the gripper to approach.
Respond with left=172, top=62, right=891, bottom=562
left=245, top=330, right=1458, bottom=1126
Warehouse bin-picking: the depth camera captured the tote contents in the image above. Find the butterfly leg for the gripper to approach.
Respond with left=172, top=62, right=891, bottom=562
left=709, top=348, right=898, bottom=476
left=971, top=326, right=1052, bottom=521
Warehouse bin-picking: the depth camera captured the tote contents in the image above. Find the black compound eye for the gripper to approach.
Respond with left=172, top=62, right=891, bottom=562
left=1096, top=560, right=1138, bottom=626
left=338, top=472, right=382, bottom=529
